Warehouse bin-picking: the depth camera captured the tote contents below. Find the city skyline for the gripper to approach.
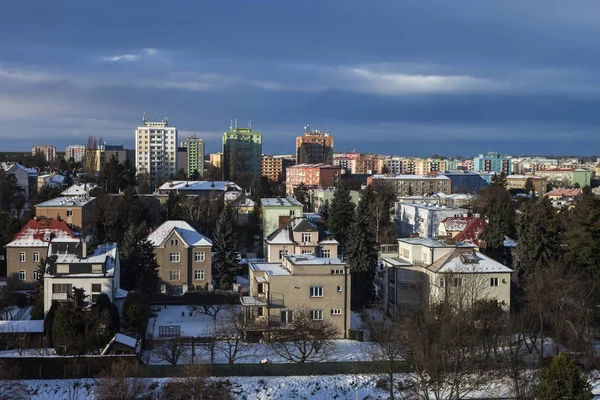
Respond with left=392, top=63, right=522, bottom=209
left=3, top=1, right=600, bottom=155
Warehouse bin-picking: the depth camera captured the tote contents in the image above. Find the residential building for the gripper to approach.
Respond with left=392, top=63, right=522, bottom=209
left=441, top=171, right=488, bottom=193
left=43, top=239, right=121, bottom=313
left=536, top=168, right=592, bottom=188
left=181, top=136, right=205, bottom=178
left=506, top=175, right=548, bottom=195
left=32, top=144, right=56, bottom=163
left=308, top=188, right=360, bottom=213
left=222, top=126, right=262, bottom=181
left=210, top=153, right=222, bottom=168
left=333, top=152, right=360, bottom=175
left=61, top=184, right=98, bottom=197
left=135, top=114, right=178, bottom=190
left=1, top=163, right=37, bottom=199
left=176, top=147, right=188, bottom=175
left=34, top=196, right=97, bottom=231
left=241, top=254, right=351, bottom=338
left=264, top=217, right=339, bottom=262
left=381, top=238, right=512, bottom=315
left=157, top=180, right=241, bottom=197
left=441, top=217, right=517, bottom=249
left=395, top=202, right=468, bottom=238
left=368, top=173, right=451, bottom=197
left=5, top=218, right=77, bottom=285
left=437, top=216, right=476, bottom=238
left=473, top=152, right=511, bottom=175
left=65, top=144, right=86, bottom=163
left=296, top=127, right=334, bottom=165
left=285, top=164, right=341, bottom=195
left=544, top=188, right=582, bottom=209
left=147, top=220, right=213, bottom=294
left=261, top=197, right=304, bottom=239
left=95, top=144, right=135, bottom=172
left=261, top=155, right=296, bottom=182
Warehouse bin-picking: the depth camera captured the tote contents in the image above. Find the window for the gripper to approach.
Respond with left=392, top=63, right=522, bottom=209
left=169, top=270, right=181, bottom=281
left=33, top=252, right=40, bottom=263
left=281, top=310, right=293, bottom=324
left=66, top=210, right=73, bottom=217
left=33, top=270, right=41, bottom=281
left=454, top=277, right=462, bottom=287
left=169, top=253, right=180, bottom=262
left=257, top=283, right=264, bottom=294
left=301, top=250, right=313, bottom=255
left=290, top=210, right=295, bottom=216
left=331, top=309, right=342, bottom=315
left=401, top=248, right=410, bottom=258
left=310, top=309, right=323, bottom=320
left=18, top=270, right=26, bottom=280
left=52, top=283, right=72, bottom=293
left=194, top=270, right=205, bottom=280
left=194, top=252, right=205, bottom=262
left=170, top=238, right=179, bottom=246
left=322, top=249, right=331, bottom=258
left=490, top=277, right=499, bottom=287
left=302, top=233, right=311, bottom=242
left=439, top=277, right=445, bottom=287
left=310, top=286, right=323, bottom=297
left=337, top=285, right=343, bottom=292
left=331, top=269, right=344, bottom=275
left=389, top=290, right=395, bottom=304
left=257, top=307, right=264, bottom=317
left=19, top=252, right=25, bottom=262
left=92, top=284, right=101, bottom=293
left=423, top=252, right=428, bottom=263
left=278, top=249, right=288, bottom=260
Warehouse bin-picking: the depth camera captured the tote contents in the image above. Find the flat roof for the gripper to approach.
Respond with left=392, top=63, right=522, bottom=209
left=371, top=174, right=450, bottom=180
left=400, top=203, right=468, bottom=212
left=286, top=254, right=344, bottom=265
left=398, top=237, right=475, bottom=248
left=35, top=196, right=95, bottom=208
left=249, top=262, right=291, bottom=276
left=261, top=197, right=304, bottom=207
left=381, top=257, right=413, bottom=267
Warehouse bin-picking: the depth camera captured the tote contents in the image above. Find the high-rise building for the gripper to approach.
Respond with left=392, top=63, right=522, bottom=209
left=135, top=114, right=178, bottom=190
left=473, top=152, right=512, bottom=175
left=296, top=126, right=334, bottom=165
left=222, top=124, right=262, bottom=181
left=65, top=144, right=86, bottom=163
left=261, top=154, right=296, bottom=182
left=181, top=136, right=205, bottom=178
left=210, top=153, right=222, bottom=168
left=32, top=144, right=56, bottom=163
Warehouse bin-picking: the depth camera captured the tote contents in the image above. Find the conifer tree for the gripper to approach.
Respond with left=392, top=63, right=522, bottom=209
left=346, top=189, right=378, bottom=309
left=532, top=353, right=593, bottom=400
left=328, top=182, right=355, bottom=257
left=120, top=224, right=159, bottom=300
left=565, top=186, right=600, bottom=274
left=212, top=206, right=240, bottom=287
left=319, top=199, right=330, bottom=226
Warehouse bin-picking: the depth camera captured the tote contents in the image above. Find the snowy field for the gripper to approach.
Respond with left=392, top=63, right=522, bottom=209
left=18, top=373, right=600, bottom=399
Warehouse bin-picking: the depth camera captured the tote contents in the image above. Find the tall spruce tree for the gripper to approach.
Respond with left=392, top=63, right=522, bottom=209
left=347, top=189, right=378, bottom=309
left=328, top=182, right=355, bottom=257
left=120, top=224, right=160, bottom=301
left=319, top=199, right=330, bottom=226
left=533, top=353, right=593, bottom=400
left=516, top=197, right=561, bottom=276
left=565, top=186, right=600, bottom=274
left=212, top=206, right=240, bottom=287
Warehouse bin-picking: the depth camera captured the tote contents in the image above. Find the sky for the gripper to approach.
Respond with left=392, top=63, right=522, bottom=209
left=2, top=0, right=600, bottom=157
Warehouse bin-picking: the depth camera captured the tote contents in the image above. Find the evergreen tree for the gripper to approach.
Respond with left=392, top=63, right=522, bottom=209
left=121, top=157, right=137, bottom=189
left=491, top=172, right=508, bottom=189
left=532, top=353, right=593, bottom=400
left=565, top=186, right=600, bottom=274
left=516, top=197, right=561, bottom=276
left=120, top=224, right=160, bottom=301
left=407, top=183, right=414, bottom=196
left=328, top=182, right=355, bottom=257
left=346, top=191, right=378, bottom=309
left=191, top=169, right=200, bottom=180
left=122, top=290, right=148, bottom=334
left=44, top=301, right=59, bottom=347
left=524, top=177, right=536, bottom=195
left=319, top=199, right=330, bottom=225
left=477, top=185, right=513, bottom=249
left=212, top=206, right=240, bottom=288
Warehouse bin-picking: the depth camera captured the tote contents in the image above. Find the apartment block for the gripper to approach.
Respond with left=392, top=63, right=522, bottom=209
left=135, top=115, right=178, bottom=190
left=222, top=126, right=262, bottom=181
left=35, top=196, right=97, bottom=231
left=147, top=220, right=213, bottom=295
left=65, top=144, right=86, bottom=163
left=181, top=136, right=205, bottom=178
left=32, top=144, right=56, bottom=163
left=285, top=163, right=341, bottom=195
left=296, top=128, right=334, bottom=165
left=241, top=254, right=351, bottom=338
left=261, top=154, right=296, bottom=182
left=395, top=202, right=468, bottom=238
left=5, top=218, right=77, bottom=285
left=506, top=175, right=548, bottom=195
left=536, top=168, right=592, bottom=188
left=473, top=152, right=511, bottom=175
left=94, top=144, right=135, bottom=172
left=368, top=173, right=451, bottom=196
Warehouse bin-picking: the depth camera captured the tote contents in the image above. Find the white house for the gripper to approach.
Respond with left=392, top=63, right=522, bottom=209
left=261, top=197, right=304, bottom=239
left=381, top=237, right=512, bottom=315
left=395, top=202, right=468, bottom=238
left=43, top=239, right=120, bottom=313
left=2, top=163, right=37, bottom=200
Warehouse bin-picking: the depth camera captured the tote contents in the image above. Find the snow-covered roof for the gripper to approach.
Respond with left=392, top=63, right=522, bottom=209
left=3, top=163, right=37, bottom=176
left=399, top=237, right=473, bottom=248
left=158, top=180, right=241, bottom=192
left=6, top=218, right=77, bottom=248
left=47, top=241, right=118, bottom=277
left=61, top=184, right=97, bottom=196
left=35, top=196, right=95, bottom=208
left=371, top=174, right=450, bottom=181
left=429, top=249, right=513, bottom=274
left=441, top=216, right=475, bottom=232
left=115, top=288, right=129, bottom=299
left=261, top=197, right=304, bottom=207
left=240, top=296, right=268, bottom=306
left=249, top=262, right=291, bottom=276
left=101, top=333, right=140, bottom=355
left=147, top=220, right=212, bottom=247
left=265, top=217, right=337, bottom=245
left=0, top=320, right=44, bottom=333
left=545, top=188, right=582, bottom=198
left=286, top=254, right=344, bottom=265
left=401, top=202, right=468, bottom=212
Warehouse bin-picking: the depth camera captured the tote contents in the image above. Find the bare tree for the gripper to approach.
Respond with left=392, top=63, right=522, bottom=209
left=215, top=306, right=258, bottom=364
left=189, top=303, right=227, bottom=321
left=161, top=363, right=233, bottom=400
left=153, top=337, right=188, bottom=365
left=0, top=360, right=29, bottom=400
left=270, top=305, right=339, bottom=363
left=96, top=359, right=153, bottom=400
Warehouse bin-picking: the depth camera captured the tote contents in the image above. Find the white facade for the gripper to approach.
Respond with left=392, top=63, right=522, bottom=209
left=65, top=145, right=86, bottom=163
left=396, top=202, right=468, bottom=238
left=135, top=115, right=178, bottom=190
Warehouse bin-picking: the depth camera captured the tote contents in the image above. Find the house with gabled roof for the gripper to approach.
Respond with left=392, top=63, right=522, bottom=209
left=5, top=217, right=77, bottom=286
left=264, top=217, right=339, bottom=262
left=147, top=220, right=213, bottom=295
left=381, top=237, right=512, bottom=315
left=438, top=216, right=475, bottom=238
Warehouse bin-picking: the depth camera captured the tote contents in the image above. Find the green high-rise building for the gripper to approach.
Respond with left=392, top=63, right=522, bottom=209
left=181, top=136, right=205, bottom=178
left=222, top=125, right=262, bottom=181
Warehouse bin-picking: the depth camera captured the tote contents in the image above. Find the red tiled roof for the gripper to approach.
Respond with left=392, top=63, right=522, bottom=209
left=544, top=188, right=582, bottom=198
left=454, top=218, right=487, bottom=246
left=441, top=216, right=475, bottom=232
left=7, top=218, right=77, bottom=248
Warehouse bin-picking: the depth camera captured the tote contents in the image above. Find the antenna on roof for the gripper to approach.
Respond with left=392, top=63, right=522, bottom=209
left=235, top=118, right=238, bottom=129
left=248, top=120, right=252, bottom=130
left=142, top=112, right=147, bottom=123
left=230, top=119, right=233, bottom=130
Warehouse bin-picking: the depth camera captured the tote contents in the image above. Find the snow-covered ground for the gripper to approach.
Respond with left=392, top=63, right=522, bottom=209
left=148, top=305, right=236, bottom=338
left=18, top=373, right=600, bottom=399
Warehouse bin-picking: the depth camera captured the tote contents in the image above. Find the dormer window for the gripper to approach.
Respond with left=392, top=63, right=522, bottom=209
left=302, top=233, right=311, bottom=242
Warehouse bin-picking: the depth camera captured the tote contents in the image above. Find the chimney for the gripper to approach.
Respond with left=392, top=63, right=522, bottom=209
left=81, top=240, right=87, bottom=259
left=279, top=215, right=291, bottom=228
left=445, top=238, right=456, bottom=246
left=409, top=233, right=420, bottom=239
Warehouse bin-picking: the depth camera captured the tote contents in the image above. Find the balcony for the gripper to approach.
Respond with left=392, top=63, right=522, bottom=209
left=52, top=293, right=68, bottom=300
left=241, top=292, right=285, bottom=308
